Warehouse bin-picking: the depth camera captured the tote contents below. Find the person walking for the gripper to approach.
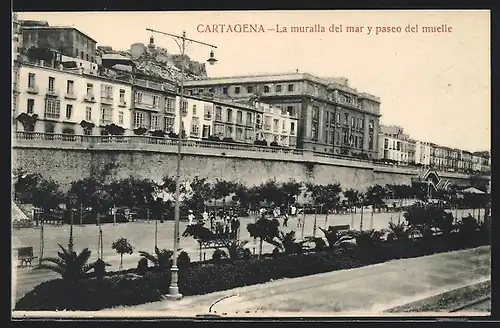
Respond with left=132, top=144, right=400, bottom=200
left=188, top=209, right=195, bottom=226
left=283, top=209, right=289, bottom=227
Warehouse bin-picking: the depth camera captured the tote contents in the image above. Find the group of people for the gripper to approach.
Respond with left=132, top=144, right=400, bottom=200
left=259, top=204, right=300, bottom=227
left=187, top=208, right=241, bottom=239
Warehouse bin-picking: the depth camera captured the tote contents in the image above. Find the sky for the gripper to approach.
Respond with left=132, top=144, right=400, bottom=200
left=17, top=10, right=490, bottom=152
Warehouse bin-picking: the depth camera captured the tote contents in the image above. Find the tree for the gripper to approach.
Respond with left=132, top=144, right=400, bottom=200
left=404, top=204, right=454, bottom=238
left=387, top=221, right=411, bottom=241
left=344, top=188, right=361, bottom=214
left=257, top=179, right=284, bottom=206
left=111, top=237, right=134, bottom=270
left=104, top=123, right=125, bottom=136
left=185, top=176, right=212, bottom=212
left=366, top=184, right=387, bottom=228
left=318, top=226, right=355, bottom=249
left=275, top=231, right=305, bottom=255
left=69, top=177, right=104, bottom=210
left=36, top=244, right=94, bottom=282
left=233, top=183, right=250, bottom=210
left=17, top=113, right=38, bottom=132
left=247, top=217, right=280, bottom=256
left=280, top=179, right=303, bottom=208
left=14, top=172, right=43, bottom=204
left=212, top=179, right=237, bottom=208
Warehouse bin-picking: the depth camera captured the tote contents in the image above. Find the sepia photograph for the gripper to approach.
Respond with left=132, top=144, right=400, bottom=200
left=11, top=10, right=491, bottom=318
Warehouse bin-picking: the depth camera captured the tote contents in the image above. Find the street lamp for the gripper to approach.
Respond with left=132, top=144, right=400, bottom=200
left=67, top=193, right=78, bottom=253
left=146, top=28, right=218, bottom=300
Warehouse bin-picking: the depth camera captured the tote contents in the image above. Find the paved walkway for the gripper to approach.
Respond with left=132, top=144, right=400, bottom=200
left=99, top=246, right=490, bottom=316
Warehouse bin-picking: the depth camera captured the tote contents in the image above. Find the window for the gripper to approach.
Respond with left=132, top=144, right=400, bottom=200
left=66, top=80, right=74, bottom=94
left=165, top=97, right=175, bottom=113
left=247, top=86, right=253, bottom=93
left=153, top=95, right=160, bottom=108
left=84, top=128, right=92, bottom=135
left=234, top=86, right=240, bottom=94
left=246, top=112, right=252, bottom=126
left=245, top=129, right=254, bottom=140
left=343, top=131, right=349, bottom=144
left=80, top=51, right=84, bottom=59
left=48, top=77, right=55, bottom=92
left=86, top=54, right=89, bottom=61
left=276, top=85, right=282, bottom=92
left=86, top=83, right=94, bottom=96
left=264, top=85, right=270, bottom=93
left=314, top=85, right=319, bottom=95
left=27, top=99, right=34, bottom=114
left=236, top=128, right=244, bottom=140
left=312, top=123, right=318, bottom=141
left=181, top=100, right=188, bottom=114
left=215, top=106, right=222, bottom=120
left=369, top=135, right=374, bottom=150
left=165, top=117, right=174, bottom=131
left=384, top=138, right=388, bottom=149
left=28, top=73, right=35, bottom=88
left=290, top=122, right=295, bottom=133
left=351, top=116, right=355, bottom=127
left=134, top=111, right=147, bottom=128
left=335, top=132, right=340, bottom=145
left=101, top=85, right=113, bottom=99
left=44, top=99, right=60, bottom=119
left=191, top=121, right=200, bottom=137
left=312, top=106, right=319, bottom=120
left=223, top=87, right=228, bottom=94
left=273, top=119, right=279, bottom=131
left=65, top=104, right=73, bottom=119
left=325, top=111, right=329, bottom=123
left=75, top=48, right=79, bottom=57
left=344, top=113, right=349, bottom=125
left=336, top=113, right=340, bottom=123
left=288, top=84, right=294, bottom=92
left=369, top=119, right=374, bottom=131
left=86, top=107, right=92, bottom=121
left=100, top=106, right=113, bottom=124
left=119, top=89, right=125, bottom=103
left=215, top=124, right=224, bottom=136
left=151, top=114, right=160, bottom=130
left=202, top=125, right=211, bottom=138
left=192, top=104, right=197, bottom=116
left=204, top=104, right=212, bottom=119
left=136, top=92, right=143, bottom=104
left=226, top=108, right=233, bottom=122
left=236, top=111, right=243, bottom=124
left=118, top=111, right=124, bottom=125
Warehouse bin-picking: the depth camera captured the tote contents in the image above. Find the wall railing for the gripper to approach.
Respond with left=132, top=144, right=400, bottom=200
left=12, top=132, right=491, bottom=178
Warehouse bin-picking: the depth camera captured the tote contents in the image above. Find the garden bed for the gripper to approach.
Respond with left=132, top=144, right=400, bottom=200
left=14, top=236, right=489, bottom=311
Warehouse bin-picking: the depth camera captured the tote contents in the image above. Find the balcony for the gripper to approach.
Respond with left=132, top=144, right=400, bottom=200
left=181, top=109, right=188, bottom=116
left=204, top=114, right=212, bottom=120
left=135, top=102, right=158, bottom=111
left=64, top=91, right=77, bottom=100
left=118, top=100, right=127, bottom=108
left=264, top=124, right=272, bottom=131
left=84, top=94, right=97, bottom=103
left=165, top=107, right=176, bottom=115
left=101, top=96, right=114, bottom=105
left=46, top=88, right=59, bottom=97
left=26, top=85, right=39, bottom=94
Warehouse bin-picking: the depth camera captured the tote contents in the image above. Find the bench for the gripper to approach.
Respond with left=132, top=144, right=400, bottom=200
left=16, top=246, right=37, bottom=267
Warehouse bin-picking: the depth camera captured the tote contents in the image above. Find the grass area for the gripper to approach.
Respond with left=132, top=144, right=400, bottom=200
left=385, top=280, right=491, bottom=313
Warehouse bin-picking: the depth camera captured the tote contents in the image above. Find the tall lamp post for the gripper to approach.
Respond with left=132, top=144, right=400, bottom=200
left=146, top=28, right=218, bottom=300
left=67, top=193, right=78, bottom=253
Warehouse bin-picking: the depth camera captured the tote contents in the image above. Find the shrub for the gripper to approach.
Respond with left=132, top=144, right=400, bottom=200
left=177, top=251, right=191, bottom=268
left=15, top=271, right=169, bottom=311
left=212, top=248, right=227, bottom=262
left=137, top=258, right=148, bottom=275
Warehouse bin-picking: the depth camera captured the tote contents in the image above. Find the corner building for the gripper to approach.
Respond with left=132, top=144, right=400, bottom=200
left=184, top=73, right=381, bottom=158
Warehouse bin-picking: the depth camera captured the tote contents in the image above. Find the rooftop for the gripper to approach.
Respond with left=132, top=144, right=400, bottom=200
left=21, top=26, right=98, bottom=43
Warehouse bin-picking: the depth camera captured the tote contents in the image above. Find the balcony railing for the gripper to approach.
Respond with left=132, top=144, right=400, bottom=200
left=84, top=94, right=96, bottom=103
left=118, top=100, right=127, bottom=107
left=65, top=92, right=77, bottom=100
left=46, top=88, right=59, bottom=97
left=204, top=114, right=212, bottom=120
left=101, top=96, right=114, bottom=105
left=27, top=85, right=39, bottom=94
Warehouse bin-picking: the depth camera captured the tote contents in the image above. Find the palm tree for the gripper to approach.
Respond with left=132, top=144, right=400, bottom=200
left=387, top=221, right=411, bottom=241
left=223, top=240, right=250, bottom=260
left=139, top=246, right=173, bottom=269
left=36, top=243, right=94, bottom=282
left=318, top=227, right=355, bottom=249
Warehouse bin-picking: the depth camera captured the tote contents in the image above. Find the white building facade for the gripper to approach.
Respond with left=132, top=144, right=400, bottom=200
left=15, top=61, right=133, bottom=135
left=255, top=102, right=298, bottom=147
left=414, top=141, right=432, bottom=166
left=377, top=125, right=410, bottom=165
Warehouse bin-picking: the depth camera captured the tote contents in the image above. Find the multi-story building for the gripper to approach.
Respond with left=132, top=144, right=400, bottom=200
left=461, top=151, right=473, bottom=172
left=414, top=141, right=432, bottom=167
left=15, top=60, right=133, bottom=135
left=211, top=98, right=259, bottom=143
left=21, top=24, right=98, bottom=63
left=177, top=96, right=214, bottom=140
left=254, top=102, right=298, bottom=147
left=473, top=151, right=491, bottom=174
left=430, top=144, right=448, bottom=171
left=377, top=125, right=411, bottom=165
left=13, top=13, right=22, bottom=61
left=183, top=72, right=381, bottom=157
